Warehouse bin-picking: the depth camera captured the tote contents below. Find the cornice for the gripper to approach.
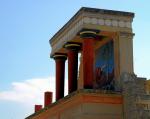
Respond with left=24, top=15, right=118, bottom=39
left=49, top=7, right=134, bottom=56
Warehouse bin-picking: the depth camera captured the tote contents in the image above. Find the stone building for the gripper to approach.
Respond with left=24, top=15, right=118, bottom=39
left=25, top=7, right=150, bottom=119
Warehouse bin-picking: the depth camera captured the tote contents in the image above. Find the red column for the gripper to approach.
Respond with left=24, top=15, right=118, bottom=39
left=44, top=91, right=52, bottom=107
left=68, top=50, right=78, bottom=93
left=53, top=53, right=67, bottom=101
left=35, top=105, right=42, bottom=112
left=79, top=29, right=99, bottom=89
left=64, top=42, right=81, bottom=94
left=82, top=38, right=95, bottom=89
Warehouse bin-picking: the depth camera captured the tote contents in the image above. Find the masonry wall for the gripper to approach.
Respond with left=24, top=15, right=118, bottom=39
left=121, top=73, right=150, bottom=119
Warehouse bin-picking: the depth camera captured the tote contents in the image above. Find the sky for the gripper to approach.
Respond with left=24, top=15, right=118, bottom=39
left=0, top=0, right=150, bottom=119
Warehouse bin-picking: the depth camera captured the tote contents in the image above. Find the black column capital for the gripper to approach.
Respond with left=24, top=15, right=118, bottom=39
left=64, top=42, right=82, bottom=51
left=52, top=53, right=67, bottom=60
left=78, top=28, right=100, bottom=39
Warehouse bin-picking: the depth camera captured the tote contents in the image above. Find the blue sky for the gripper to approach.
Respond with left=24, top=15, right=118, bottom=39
left=0, top=0, right=150, bottom=119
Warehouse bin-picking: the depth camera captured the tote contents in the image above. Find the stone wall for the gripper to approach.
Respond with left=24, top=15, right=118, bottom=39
left=121, top=73, right=150, bottom=119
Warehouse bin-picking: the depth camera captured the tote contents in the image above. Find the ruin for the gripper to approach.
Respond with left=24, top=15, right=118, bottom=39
left=26, top=7, right=150, bottom=119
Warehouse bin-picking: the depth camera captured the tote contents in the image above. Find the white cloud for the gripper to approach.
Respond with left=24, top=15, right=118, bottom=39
left=0, top=76, right=69, bottom=119
left=0, top=77, right=56, bottom=105
left=0, top=76, right=68, bottom=106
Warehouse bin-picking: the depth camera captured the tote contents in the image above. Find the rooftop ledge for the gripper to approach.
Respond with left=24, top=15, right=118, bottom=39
left=50, top=7, right=134, bottom=43
left=49, top=7, right=134, bottom=56
left=26, top=89, right=122, bottom=119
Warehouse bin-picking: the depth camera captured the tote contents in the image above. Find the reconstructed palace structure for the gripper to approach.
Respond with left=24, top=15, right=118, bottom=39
left=26, top=7, right=150, bottom=119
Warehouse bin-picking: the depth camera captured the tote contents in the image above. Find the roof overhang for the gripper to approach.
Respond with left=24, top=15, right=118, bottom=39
left=49, top=7, right=134, bottom=57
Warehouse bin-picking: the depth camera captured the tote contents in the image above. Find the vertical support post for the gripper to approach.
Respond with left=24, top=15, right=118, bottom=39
left=79, top=29, right=99, bottom=89
left=118, top=32, right=134, bottom=75
left=53, top=53, right=67, bottom=101
left=82, top=38, right=94, bottom=88
left=44, top=91, right=52, bottom=107
left=64, top=42, right=81, bottom=94
left=35, top=105, right=42, bottom=112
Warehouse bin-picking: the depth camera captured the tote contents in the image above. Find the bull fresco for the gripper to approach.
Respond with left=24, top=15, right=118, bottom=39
left=95, top=40, right=114, bottom=90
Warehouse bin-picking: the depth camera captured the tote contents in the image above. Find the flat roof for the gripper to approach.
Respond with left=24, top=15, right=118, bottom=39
left=49, top=7, right=134, bottom=44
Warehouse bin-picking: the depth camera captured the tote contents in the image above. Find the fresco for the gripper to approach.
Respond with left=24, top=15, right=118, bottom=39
left=95, top=40, right=114, bottom=90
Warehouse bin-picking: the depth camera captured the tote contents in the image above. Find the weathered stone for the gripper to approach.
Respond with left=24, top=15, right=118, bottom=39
left=121, top=73, right=150, bottom=119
